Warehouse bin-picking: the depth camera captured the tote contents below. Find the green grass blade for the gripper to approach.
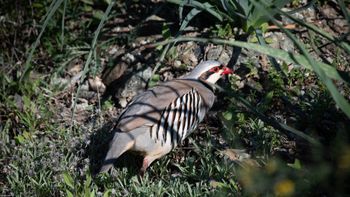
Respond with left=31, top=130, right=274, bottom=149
left=178, top=0, right=185, bottom=23
left=20, top=0, right=64, bottom=82
left=179, top=8, right=201, bottom=32
left=60, top=0, right=67, bottom=51
left=166, top=0, right=223, bottom=21
left=220, top=0, right=248, bottom=21
left=70, top=0, right=116, bottom=123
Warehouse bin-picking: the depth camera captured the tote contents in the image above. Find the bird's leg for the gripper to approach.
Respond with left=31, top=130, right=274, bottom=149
left=139, top=155, right=159, bottom=176
left=139, top=158, right=149, bottom=177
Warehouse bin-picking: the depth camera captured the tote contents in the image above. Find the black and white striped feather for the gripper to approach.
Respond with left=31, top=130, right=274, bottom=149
left=150, top=88, right=203, bottom=149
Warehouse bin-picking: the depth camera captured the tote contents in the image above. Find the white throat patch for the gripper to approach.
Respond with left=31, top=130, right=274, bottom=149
left=206, top=71, right=223, bottom=84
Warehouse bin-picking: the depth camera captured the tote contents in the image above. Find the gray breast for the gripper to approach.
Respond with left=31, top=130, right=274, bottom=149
left=149, top=88, right=205, bottom=149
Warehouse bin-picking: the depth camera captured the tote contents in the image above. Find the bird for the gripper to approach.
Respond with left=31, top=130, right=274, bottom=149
left=99, top=60, right=233, bottom=174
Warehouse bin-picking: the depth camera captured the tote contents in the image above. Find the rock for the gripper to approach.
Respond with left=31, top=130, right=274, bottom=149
left=334, top=19, right=348, bottom=33
left=80, top=81, right=89, bottom=91
left=69, top=71, right=83, bottom=87
left=218, top=48, right=231, bottom=65
left=118, top=66, right=153, bottom=106
left=162, top=70, right=174, bottom=81
left=206, top=45, right=223, bottom=61
left=235, top=47, right=260, bottom=67
left=302, top=7, right=316, bottom=23
left=146, top=14, right=165, bottom=22
left=280, top=36, right=294, bottom=52
left=88, top=76, right=106, bottom=93
left=321, top=5, right=338, bottom=19
left=173, top=60, right=182, bottom=68
left=220, top=148, right=250, bottom=161
left=178, top=42, right=199, bottom=66
left=67, top=62, right=83, bottom=76
left=108, top=45, right=125, bottom=56
left=124, top=53, right=136, bottom=63
left=206, top=45, right=232, bottom=65
left=52, top=77, right=69, bottom=88
left=268, top=32, right=294, bottom=52
left=80, top=90, right=96, bottom=100
left=75, top=98, right=90, bottom=111
left=102, top=61, right=128, bottom=86
left=119, top=97, right=128, bottom=108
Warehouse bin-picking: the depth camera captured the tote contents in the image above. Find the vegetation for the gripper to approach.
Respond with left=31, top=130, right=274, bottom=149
left=1, top=0, right=349, bottom=196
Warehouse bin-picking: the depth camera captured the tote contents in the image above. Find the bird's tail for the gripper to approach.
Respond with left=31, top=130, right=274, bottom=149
left=99, top=132, right=134, bottom=173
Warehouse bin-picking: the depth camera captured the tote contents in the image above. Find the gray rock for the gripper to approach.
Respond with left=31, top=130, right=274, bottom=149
left=268, top=32, right=294, bottom=52
left=206, top=45, right=232, bottom=65
left=119, top=66, right=153, bottom=106
left=52, top=77, right=69, bottom=88
left=80, top=81, right=89, bottom=91
left=80, top=90, right=96, bottom=100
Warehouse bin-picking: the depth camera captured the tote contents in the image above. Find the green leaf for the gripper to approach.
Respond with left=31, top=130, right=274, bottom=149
left=104, top=0, right=112, bottom=4
left=83, top=5, right=93, bottom=12
left=63, top=172, right=74, bottom=190
left=226, top=0, right=291, bottom=32
left=90, top=190, right=96, bottom=197
left=93, top=10, right=104, bottom=20
left=162, top=23, right=171, bottom=39
left=102, top=100, right=114, bottom=111
left=265, top=91, right=274, bottom=104
left=84, top=174, right=92, bottom=197
left=179, top=8, right=201, bottom=32
left=148, top=74, right=161, bottom=88
left=81, top=0, right=94, bottom=5
left=66, top=190, right=74, bottom=197
left=14, top=135, right=25, bottom=144
left=287, top=158, right=302, bottom=169
left=32, top=2, right=44, bottom=8
left=223, top=111, right=233, bottom=120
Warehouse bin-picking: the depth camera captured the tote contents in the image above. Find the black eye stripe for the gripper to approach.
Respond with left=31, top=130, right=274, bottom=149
left=209, top=66, right=220, bottom=72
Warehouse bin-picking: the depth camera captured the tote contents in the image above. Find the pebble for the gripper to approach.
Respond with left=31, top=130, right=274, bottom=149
left=88, top=76, right=106, bottom=93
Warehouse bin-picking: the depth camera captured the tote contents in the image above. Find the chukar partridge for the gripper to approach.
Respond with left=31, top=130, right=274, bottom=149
left=100, top=60, right=232, bottom=173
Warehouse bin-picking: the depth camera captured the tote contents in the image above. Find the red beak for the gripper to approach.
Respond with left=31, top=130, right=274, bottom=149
left=222, top=66, right=233, bottom=75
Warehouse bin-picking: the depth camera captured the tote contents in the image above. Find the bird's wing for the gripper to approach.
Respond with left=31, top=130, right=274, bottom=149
left=116, top=79, right=215, bottom=132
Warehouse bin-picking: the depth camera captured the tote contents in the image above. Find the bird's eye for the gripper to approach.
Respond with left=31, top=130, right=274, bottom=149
left=209, top=66, right=220, bottom=73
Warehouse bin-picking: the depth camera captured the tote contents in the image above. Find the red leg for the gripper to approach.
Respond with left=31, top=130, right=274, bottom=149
left=139, top=155, right=159, bottom=176
left=140, top=158, right=148, bottom=176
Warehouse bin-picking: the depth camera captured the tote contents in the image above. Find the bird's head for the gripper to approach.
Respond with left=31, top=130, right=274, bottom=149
left=185, top=60, right=233, bottom=84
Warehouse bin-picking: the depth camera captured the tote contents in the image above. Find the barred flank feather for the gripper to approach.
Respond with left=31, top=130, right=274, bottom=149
left=151, top=89, right=202, bottom=149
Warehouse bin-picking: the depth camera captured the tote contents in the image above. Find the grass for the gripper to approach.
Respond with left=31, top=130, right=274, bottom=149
left=1, top=0, right=350, bottom=196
